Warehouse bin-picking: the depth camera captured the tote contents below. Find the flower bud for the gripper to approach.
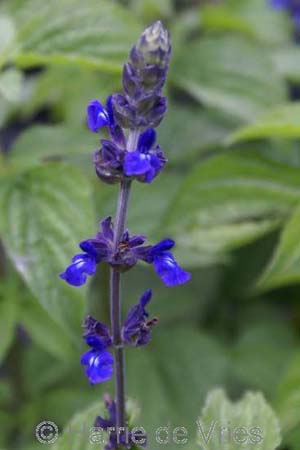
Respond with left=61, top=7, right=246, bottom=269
left=135, top=20, right=171, bottom=68
left=112, top=21, right=171, bottom=129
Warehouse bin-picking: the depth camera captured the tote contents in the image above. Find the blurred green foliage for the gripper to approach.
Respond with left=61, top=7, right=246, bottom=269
left=0, top=0, right=300, bottom=449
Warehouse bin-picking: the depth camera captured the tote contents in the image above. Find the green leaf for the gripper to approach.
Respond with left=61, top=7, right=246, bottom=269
left=21, top=292, right=76, bottom=361
left=129, top=0, right=173, bottom=22
left=46, top=402, right=103, bottom=450
left=3, top=0, right=140, bottom=72
left=0, top=274, right=18, bottom=363
left=52, top=400, right=139, bottom=450
left=201, top=0, right=291, bottom=44
left=272, top=47, right=300, bottom=83
left=229, top=104, right=300, bottom=144
left=127, top=326, right=229, bottom=448
left=0, top=162, right=94, bottom=343
left=94, top=168, right=186, bottom=238
left=8, top=125, right=96, bottom=171
left=171, top=36, right=285, bottom=122
left=258, top=206, right=300, bottom=290
left=0, top=68, right=23, bottom=102
left=20, top=66, right=120, bottom=125
left=158, top=102, right=236, bottom=163
left=232, top=320, right=297, bottom=396
left=0, top=67, right=23, bottom=127
left=275, top=353, right=300, bottom=435
left=163, top=152, right=300, bottom=265
left=197, top=389, right=281, bottom=449
left=0, top=14, right=15, bottom=58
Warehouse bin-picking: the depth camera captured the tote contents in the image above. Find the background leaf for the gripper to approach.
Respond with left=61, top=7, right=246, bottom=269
left=229, top=104, right=300, bottom=143
left=258, top=206, right=300, bottom=290
left=163, top=152, right=300, bottom=265
left=0, top=163, right=94, bottom=343
left=171, top=36, right=285, bottom=122
left=0, top=273, right=18, bottom=363
left=201, top=0, right=291, bottom=44
left=197, top=389, right=281, bottom=449
left=3, top=0, right=140, bottom=71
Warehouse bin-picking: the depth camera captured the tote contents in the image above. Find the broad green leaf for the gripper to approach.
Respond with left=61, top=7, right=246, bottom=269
left=45, top=401, right=103, bottom=450
left=127, top=326, right=228, bottom=449
left=0, top=68, right=23, bottom=102
left=8, top=125, right=96, bottom=171
left=129, top=0, right=173, bottom=21
left=163, top=152, right=300, bottom=265
left=123, top=264, right=221, bottom=325
left=201, top=0, right=291, bottom=44
left=0, top=274, right=18, bottom=362
left=197, top=389, right=281, bottom=449
left=275, top=353, right=300, bottom=435
left=21, top=292, right=76, bottom=361
left=158, top=102, right=236, bottom=163
left=229, top=104, right=300, bottom=143
left=272, top=47, right=300, bottom=83
left=20, top=66, right=120, bottom=125
left=171, top=36, right=285, bottom=122
left=0, top=14, right=15, bottom=59
left=52, top=400, right=139, bottom=450
left=23, top=345, right=80, bottom=396
left=232, top=320, right=297, bottom=396
left=95, top=168, right=185, bottom=238
left=258, top=206, right=300, bottom=290
left=0, top=163, right=94, bottom=343
left=0, top=67, right=23, bottom=127
left=3, top=0, right=140, bottom=72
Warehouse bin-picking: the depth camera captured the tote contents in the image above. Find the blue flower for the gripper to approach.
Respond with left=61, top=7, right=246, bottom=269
left=59, top=251, right=97, bottom=286
left=81, top=316, right=113, bottom=385
left=148, top=239, right=191, bottom=287
left=81, top=349, right=113, bottom=384
left=124, top=128, right=166, bottom=183
left=87, top=99, right=111, bottom=132
left=122, top=289, right=158, bottom=346
left=60, top=218, right=190, bottom=288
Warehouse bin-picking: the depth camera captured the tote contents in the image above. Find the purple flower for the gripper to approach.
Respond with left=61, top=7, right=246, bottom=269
left=81, top=316, right=113, bottom=385
left=122, top=290, right=158, bottom=346
left=60, top=218, right=190, bottom=287
left=124, top=128, right=167, bottom=183
left=81, top=349, right=113, bottom=385
left=87, top=99, right=111, bottom=132
left=94, top=140, right=125, bottom=184
left=59, top=248, right=97, bottom=286
left=147, top=239, right=191, bottom=287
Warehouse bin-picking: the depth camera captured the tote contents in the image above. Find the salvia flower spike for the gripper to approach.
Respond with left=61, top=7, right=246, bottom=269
left=60, top=21, right=190, bottom=449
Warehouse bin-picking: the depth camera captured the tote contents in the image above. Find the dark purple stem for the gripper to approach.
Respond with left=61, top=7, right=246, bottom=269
left=110, top=130, right=140, bottom=430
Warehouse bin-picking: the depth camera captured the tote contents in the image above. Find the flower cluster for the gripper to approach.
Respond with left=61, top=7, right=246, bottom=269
left=60, top=217, right=190, bottom=287
left=81, top=291, right=157, bottom=385
left=87, top=20, right=170, bottom=184
left=270, top=0, right=300, bottom=27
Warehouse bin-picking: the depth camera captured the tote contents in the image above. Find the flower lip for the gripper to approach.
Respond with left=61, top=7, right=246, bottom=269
left=87, top=99, right=110, bottom=132
left=124, top=127, right=166, bottom=183
left=59, top=253, right=96, bottom=286
left=81, top=349, right=113, bottom=385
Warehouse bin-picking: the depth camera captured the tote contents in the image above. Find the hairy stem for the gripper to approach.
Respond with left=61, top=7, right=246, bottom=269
left=110, top=129, right=140, bottom=430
